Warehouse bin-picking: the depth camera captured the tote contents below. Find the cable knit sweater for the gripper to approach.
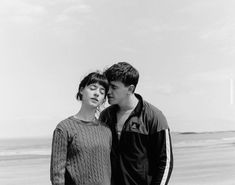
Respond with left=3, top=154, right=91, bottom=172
left=50, top=116, right=112, bottom=185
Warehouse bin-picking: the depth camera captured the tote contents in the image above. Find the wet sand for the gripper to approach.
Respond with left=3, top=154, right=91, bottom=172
left=0, top=156, right=50, bottom=185
left=170, top=131, right=235, bottom=185
left=0, top=132, right=235, bottom=185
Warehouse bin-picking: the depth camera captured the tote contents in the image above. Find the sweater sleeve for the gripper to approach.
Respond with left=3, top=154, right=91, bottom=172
left=149, top=129, right=173, bottom=185
left=50, top=128, right=68, bottom=185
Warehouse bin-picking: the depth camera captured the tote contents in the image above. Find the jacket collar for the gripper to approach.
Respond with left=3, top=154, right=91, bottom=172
left=109, top=93, right=144, bottom=117
left=132, top=93, right=144, bottom=117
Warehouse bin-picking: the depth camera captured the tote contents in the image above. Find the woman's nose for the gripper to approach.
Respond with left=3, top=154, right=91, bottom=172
left=93, top=89, right=99, bottom=96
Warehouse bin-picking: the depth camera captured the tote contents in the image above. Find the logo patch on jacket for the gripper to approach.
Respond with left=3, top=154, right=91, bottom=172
left=130, top=122, right=140, bottom=130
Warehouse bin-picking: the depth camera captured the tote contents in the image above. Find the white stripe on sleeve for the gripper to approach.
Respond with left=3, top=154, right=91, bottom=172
left=160, top=129, right=171, bottom=185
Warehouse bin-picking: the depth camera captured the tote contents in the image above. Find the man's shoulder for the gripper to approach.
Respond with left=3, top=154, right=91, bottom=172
left=142, top=100, right=165, bottom=117
left=136, top=93, right=165, bottom=117
left=142, top=100, right=169, bottom=131
left=99, top=105, right=117, bottom=120
left=101, top=104, right=118, bottom=114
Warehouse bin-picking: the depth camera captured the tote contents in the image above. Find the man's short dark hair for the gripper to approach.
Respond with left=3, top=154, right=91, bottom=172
left=104, top=62, right=139, bottom=90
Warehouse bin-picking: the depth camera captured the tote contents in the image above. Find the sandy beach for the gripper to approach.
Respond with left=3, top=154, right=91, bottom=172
left=0, top=131, right=235, bottom=185
left=0, top=156, right=50, bottom=185
left=170, top=131, right=235, bottom=185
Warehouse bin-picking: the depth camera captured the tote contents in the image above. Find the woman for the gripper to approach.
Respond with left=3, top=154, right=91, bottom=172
left=50, top=71, right=111, bottom=185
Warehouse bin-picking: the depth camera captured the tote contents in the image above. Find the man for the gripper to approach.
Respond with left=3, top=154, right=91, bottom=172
left=100, top=62, right=173, bottom=185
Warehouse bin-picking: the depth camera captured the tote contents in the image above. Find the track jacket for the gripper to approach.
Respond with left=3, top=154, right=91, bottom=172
left=99, top=94, right=173, bottom=185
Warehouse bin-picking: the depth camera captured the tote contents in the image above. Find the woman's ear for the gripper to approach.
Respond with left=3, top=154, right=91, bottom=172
left=79, top=87, right=84, bottom=94
left=78, top=87, right=84, bottom=100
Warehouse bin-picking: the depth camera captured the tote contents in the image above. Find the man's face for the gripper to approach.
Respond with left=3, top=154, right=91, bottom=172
left=107, top=81, right=130, bottom=105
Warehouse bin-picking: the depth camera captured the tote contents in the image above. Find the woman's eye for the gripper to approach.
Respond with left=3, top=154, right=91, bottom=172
left=89, top=85, right=96, bottom=90
left=100, top=89, right=105, bottom=95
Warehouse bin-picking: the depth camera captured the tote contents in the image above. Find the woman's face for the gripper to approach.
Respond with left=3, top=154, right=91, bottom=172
left=80, top=83, right=106, bottom=108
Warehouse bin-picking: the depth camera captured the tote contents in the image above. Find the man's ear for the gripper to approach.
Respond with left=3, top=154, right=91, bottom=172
left=128, top=85, right=135, bottom=94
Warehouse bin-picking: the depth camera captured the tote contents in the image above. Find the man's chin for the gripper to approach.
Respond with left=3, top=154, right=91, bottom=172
left=108, top=99, right=115, bottom=105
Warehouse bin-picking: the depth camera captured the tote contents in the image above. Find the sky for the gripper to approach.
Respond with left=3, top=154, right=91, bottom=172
left=1, top=0, right=235, bottom=138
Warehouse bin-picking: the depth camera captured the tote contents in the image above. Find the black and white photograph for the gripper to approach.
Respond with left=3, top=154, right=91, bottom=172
left=0, top=0, right=235, bottom=185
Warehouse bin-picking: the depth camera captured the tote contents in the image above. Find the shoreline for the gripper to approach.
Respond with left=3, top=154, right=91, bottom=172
left=1, top=131, right=235, bottom=185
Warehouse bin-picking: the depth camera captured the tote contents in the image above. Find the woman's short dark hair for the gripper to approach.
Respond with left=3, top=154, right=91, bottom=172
left=76, top=71, right=109, bottom=100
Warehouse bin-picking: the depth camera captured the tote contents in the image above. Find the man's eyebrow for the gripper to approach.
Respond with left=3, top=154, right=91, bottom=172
left=110, top=84, right=117, bottom=87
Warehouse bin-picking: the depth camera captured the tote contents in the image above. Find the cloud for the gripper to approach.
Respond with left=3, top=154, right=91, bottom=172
left=0, top=0, right=46, bottom=24
left=151, top=68, right=235, bottom=97
left=55, top=14, right=70, bottom=22
left=63, top=4, right=92, bottom=14
left=200, top=16, right=235, bottom=41
left=177, top=1, right=235, bottom=42
left=189, top=68, right=235, bottom=83
left=0, top=115, right=54, bottom=121
left=55, top=3, right=92, bottom=21
left=178, top=1, right=235, bottom=16
left=155, top=84, right=175, bottom=95
left=144, top=82, right=187, bottom=96
left=121, top=47, right=136, bottom=53
left=178, top=1, right=217, bottom=14
left=184, top=2, right=235, bottom=54
left=199, top=16, right=235, bottom=55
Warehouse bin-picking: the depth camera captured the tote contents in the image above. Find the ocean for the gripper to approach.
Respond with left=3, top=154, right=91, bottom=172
left=0, top=131, right=235, bottom=185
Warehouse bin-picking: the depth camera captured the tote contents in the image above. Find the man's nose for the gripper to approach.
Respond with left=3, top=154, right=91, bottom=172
left=107, top=87, right=112, bottom=95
